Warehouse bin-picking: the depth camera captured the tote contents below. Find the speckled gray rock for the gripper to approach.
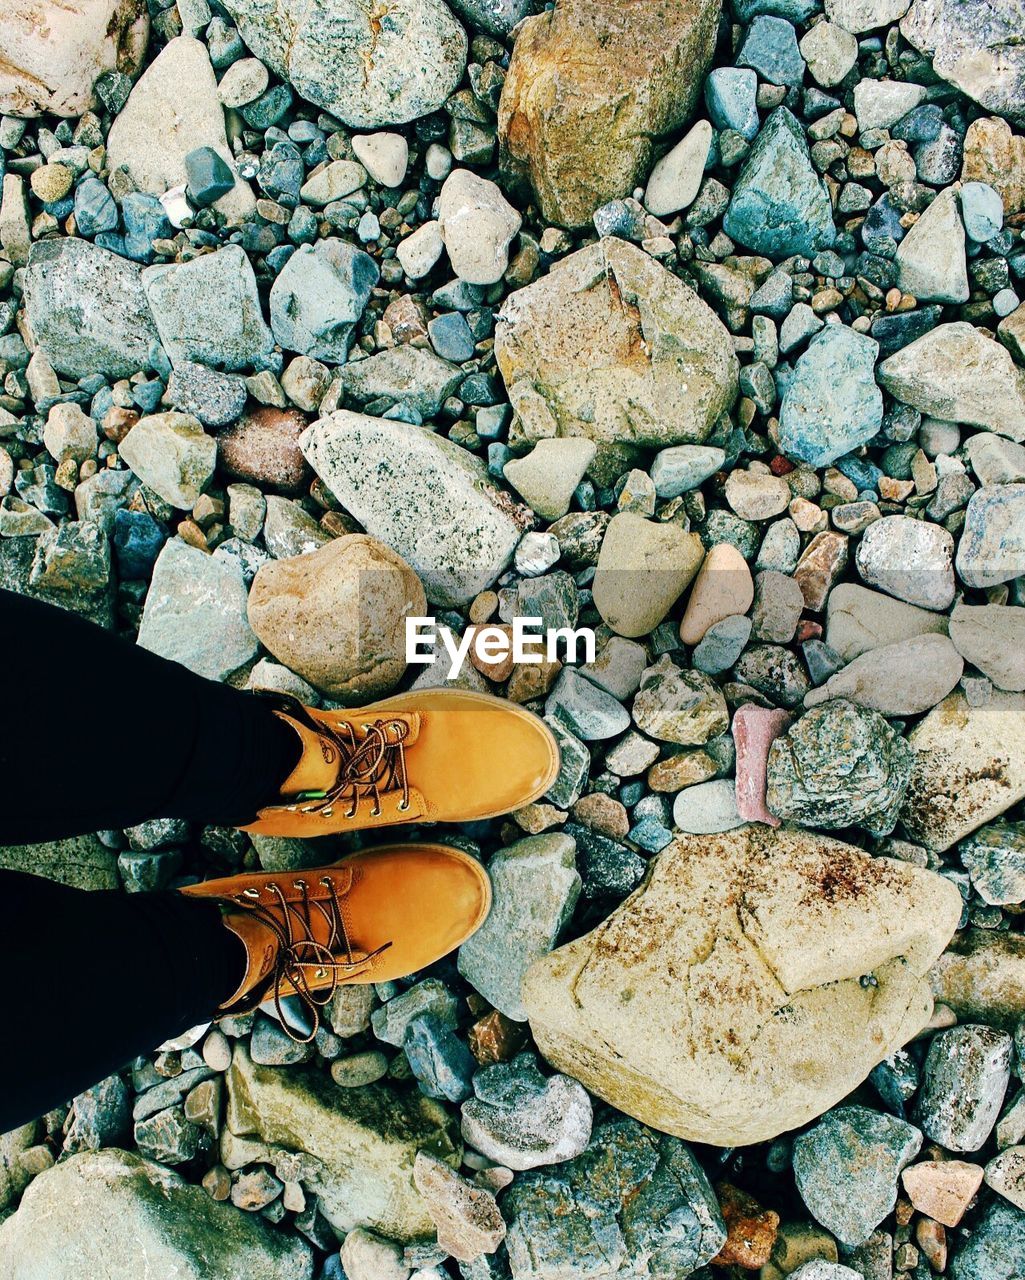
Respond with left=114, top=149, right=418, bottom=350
left=0, top=833, right=119, bottom=891
left=523, top=827, right=961, bottom=1145
left=901, top=0, right=1025, bottom=127
left=338, top=344, right=464, bottom=418
left=949, top=1199, right=1025, bottom=1280
left=854, top=514, right=955, bottom=611
left=902, top=692, right=1025, bottom=851
left=961, top=823, right=1025, bottom=905
left=502, top=1117, right=726, bottom=1280
left=460, top=1053, right=593, bottom=1172
left=955, top=486, right=1025, bottom=589
left=766, top=699, right=914, bottom=836
left=301, top=411, right=527, bottom=606
left=878, top=323, right=1025, bottom=441
left=137, top=539, right=259, bottom=681
left=917, top=1025, right=1012, bottom=1152
left=803, top=633, right=963, bottom=716
left=0, top=1149, right=313, bottom=1280
left=268, top=239, right=379, bottom=364
left=632, top=667, right=729, bottom=745
left=495, top=237, right=738, bottom=448
left=458, top=834, right=581, bottom=1022
left=220, top=0, right=467, bottom=128
left=22, top=238, right=159, bottom=380
left=792, top=1106, right=923, bottom=1247
left=143, top=245, right=274, bottom=371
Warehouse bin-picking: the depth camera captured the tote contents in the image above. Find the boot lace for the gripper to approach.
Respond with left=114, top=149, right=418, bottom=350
left=232, top=877, right=392, bottom=1042
left=291, top=718, right=412, bottom=821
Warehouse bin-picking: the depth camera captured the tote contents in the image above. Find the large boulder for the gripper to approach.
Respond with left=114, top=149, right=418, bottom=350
left=106, top=37, right=254, bottom=223
left=248, top=534, right=427, bottom=702
left=0, top=0, right=148, bottom=118
left=498, top=0, right=720, bottom=229
left=22, top=238, right=159, bottom=380
left=226, top=1044, right=460, bottom=1241
left=300, top=411, right=528, bottom=607
left=221, top=0, right=466, bottom=128
left=521, top=825, right=962, bottom=1146
left=0, top=1148, right=312, bottom=1280
left=0, top=834, right=119, bottom=890
left=495, top=237, right=738, bottom=448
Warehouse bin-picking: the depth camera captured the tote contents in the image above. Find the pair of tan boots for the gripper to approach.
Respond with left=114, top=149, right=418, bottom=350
left=182, top=689, right=560, bottom=1041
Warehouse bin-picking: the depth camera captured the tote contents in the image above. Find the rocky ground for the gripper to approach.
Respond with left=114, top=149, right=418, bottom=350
left=2, top=0, right=1025, bottom=1276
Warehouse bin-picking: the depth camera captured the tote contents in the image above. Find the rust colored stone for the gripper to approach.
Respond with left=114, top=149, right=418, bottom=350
left=468, top=1010, right=529, bottom=1065
left=217, top=407, right=310, bottom=496
left=712, top=1182, right=780, bottom=1269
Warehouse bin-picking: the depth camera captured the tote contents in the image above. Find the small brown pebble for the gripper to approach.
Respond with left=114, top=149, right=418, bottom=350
left=915, top=1217, right=947, bottom=1271
left=468, top=1010, right=529, bottom=1065
left=102, top=406, right=139, bottom=443
left=512, top=802, right=567, bottom=833
left=647, top=749, right=718, bottom=793
left=231, top=1168, right=283, bottom=1211
left=469, top=590, right=499, bottom=624
left=770, top=455, right=795, bottom=476
left=177, top=519, right=209, bottom=551
left=507, top=659, right=561, bottom=703
left=794, top=620, right=822, bottom=643
left=895, top=1196, right=914, bottom=1227
left=468, top=624, right=517, bottom=682
left=571, top=792, right=630, bottom=840
left=203, top=1164, right=231, bottom=1201
left=711, top=1182, right=779, bottom=1269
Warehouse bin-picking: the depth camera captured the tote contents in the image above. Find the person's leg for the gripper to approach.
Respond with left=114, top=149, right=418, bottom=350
left=0, top=589, right=300, bottom=843
left=0, top=869, right=244, bottom=1133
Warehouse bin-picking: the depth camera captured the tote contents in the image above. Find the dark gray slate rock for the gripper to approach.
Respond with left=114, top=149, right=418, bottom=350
left=502, top=1116, right=726, bottom=1280
left=792, top=1105, right=923, bottom=1247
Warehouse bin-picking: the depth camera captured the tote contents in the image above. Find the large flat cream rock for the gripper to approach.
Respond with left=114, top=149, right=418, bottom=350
left=522, top=825, right=961, bottom=1146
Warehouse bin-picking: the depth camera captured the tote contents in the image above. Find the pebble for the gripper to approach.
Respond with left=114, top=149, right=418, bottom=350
left=644, top=120, right=713, bottom=217
left=895, top=187, right=969, bottom=304
left=961, top=181, right=1004, bottom=243
left=804, top=632, right=963, bottom=716
left=438, top=169, right=521, bottom=286
left=672, top=778, right=743, bottom=834
left=269, top=239, right=379, bottom=363
left=119, top=412, right=216, bottom=510
left=855, top=515, right=955, bottom=612
left=651, top=444, right=725, bottom=497
left=503, top=439, right=595, bottom=521
left=901, top=1160, right=984, bottom=1228
left=592, top=513, right=704, bottom=639
left=956, top=485, right=1025, bottom=589
left=949, top=604, right=1025, bottom=692
left=680, top=542, right=755, bottom=646
left=733, top=702, right=791, bottom=825
left=779, top=325, right=883, bottom=467
left=799, top=21, right=858, bottom=87
left=725, top=469, right=790, bottom=520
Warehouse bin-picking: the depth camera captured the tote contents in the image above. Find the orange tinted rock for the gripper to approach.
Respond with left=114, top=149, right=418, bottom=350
left=468, top=1010, right=529, bottom=1065
left=218, top=407, right=310, bottom=495
left=712, top=1182, right=779, bottom=1269
left=901, top=1160, right=984, bottom=1227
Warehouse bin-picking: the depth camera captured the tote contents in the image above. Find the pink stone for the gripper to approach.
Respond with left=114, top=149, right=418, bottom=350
left=733, top=703, right=791, bottom=826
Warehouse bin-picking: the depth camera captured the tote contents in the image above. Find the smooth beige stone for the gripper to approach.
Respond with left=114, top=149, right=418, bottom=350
left=106, top=37, right=255, bottom=223
left=679, top=542, right=754, bottom=645
left=825, top=582, right=948, bottom=662
left=804, top=632, right=963, bottom=716
left=248, top=534, right=426, bottom=702
left=931, top=930, right=1025, bottom=1033
left=592, top=512, right=704, bottom=638
left=949, top=603, right=1025, bottom=692
left=0, top=0, right=148, bottom=118
left=522, top=825, right=961, bottom=1146
left=503, top=437, right=596, bottom=521
left=901, top=691, right=1025, bottom=851
left=901, top=1160, right=984, bottom=1227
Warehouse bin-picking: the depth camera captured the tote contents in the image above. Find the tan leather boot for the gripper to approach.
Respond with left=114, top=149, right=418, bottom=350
left=181, top=843, right=490, bottom=1041
left=242, top=689, right=560, bottom=838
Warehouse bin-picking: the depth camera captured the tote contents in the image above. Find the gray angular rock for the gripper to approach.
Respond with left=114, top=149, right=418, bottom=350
left=495, top=237, right=738, bottom=448
left=23, top=238, right=159, bottom=380
left=458, top=833, right=580, bottom=1022
left=778, top=325, right=882, bottom=467
left=137, top=539, right=259, bottom=681
left=301, top=411, right=527, bottom=606
left=461, top=1053, right=593, bottom=1172
left=956, top=485, right=1025, bottom=589
left=916, top=1025, right=1012, bottom=1152
left=961, top=823, right=1025, bottom=905
left=269, top=239, right=379, bottom=364
left=793, top=1106, right=923, bottom=1248
left=878, top=323, right=1025, bottom=441
left=0, top=1149, right=312, bottom=1280
left=339, top=345, right=464, bottom=418
left=901, top=0, right=1025, bottom=127
left=502, top=1117, right=726, bottom=1280
left=855, top=514, right=955, bottom=612
left=949, top=1200, right=1025, bottom=1280
left=143, top=246, right=274, bottom=371
left=221, top=0, right=467, bottom=128
left=766, top=699, right=914, bottom=836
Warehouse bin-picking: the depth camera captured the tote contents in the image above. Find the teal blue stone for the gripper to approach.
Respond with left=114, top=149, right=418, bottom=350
left=738, top=16, right=806, bottom=87
left=961, top=181, right=1004, bottom=243
left=778, top=325, right=882, bottom=467
left=734, top=0, right=817, bottom=18
left=704, top=68, right=760, bottom=140
left=183, top=146, right=235, bottom=207
left=950, top=1201, right=1025, bottom=1280
left=73, top=177, right=118, bottom=237
left=404, top=1013, right=475, bottom=1103
left=724, top=108, right=836, bottom=258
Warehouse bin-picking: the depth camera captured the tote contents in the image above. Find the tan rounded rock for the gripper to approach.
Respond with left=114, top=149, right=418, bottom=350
left=592, top=512, right=704, bottom=638
left=679, top=542, right=753, bottom=646
left=522, top=825, right=962, bottom=1146
left=248, top=534, right=427, bottom=702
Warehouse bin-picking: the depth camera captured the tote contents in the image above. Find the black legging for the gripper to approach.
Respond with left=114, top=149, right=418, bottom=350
left=0, top=588, right=303, bottom=1130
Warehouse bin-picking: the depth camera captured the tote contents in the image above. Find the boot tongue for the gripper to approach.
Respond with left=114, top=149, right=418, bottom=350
left=274, top=712, right=342, bottom=798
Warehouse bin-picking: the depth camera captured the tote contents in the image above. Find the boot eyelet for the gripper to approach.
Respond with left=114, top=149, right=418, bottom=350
left=315, top=968, right=327, bottom=979
left=397, top=800, right=410, bottom=812
left=371, top=805, right=382, bottom=817
left=293, top=879, right=307, bottom=890
left=242, top=887, right=261, bottom=899
left=321, top=807, right=334, bottom=818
